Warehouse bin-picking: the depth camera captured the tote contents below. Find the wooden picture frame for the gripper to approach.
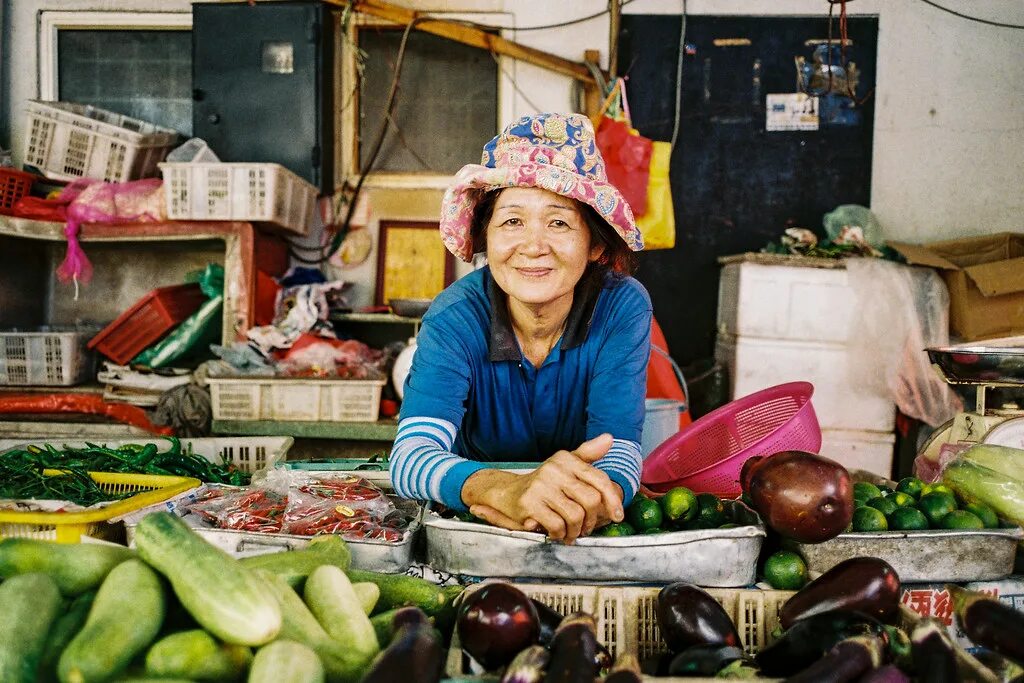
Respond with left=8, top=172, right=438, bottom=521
left=375, top=220, right=455, bottom=305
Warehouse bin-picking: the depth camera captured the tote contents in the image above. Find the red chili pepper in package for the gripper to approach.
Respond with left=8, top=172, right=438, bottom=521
left=186, top=487, right=286, bottom=533
left=282, top=474, right=405, bottom=542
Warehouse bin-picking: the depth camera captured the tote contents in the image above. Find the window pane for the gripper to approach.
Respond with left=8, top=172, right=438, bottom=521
left=358, top=28, right=497, bottom=173
left=58, top=29, right=192, bottom=136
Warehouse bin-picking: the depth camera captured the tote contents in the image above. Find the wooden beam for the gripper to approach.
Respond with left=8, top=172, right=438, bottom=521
left=342, top=0, right=599, bottom=85
left=582, top=49, right=603, bottom=120
left=608, top=0, right=621, bottom=80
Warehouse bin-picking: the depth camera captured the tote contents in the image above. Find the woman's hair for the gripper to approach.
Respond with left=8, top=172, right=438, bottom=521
left=469, top=188, right=638, bottom=276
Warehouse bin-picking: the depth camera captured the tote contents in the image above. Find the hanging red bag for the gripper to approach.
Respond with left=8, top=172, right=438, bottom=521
left=594, top=79, right=653, bottom=216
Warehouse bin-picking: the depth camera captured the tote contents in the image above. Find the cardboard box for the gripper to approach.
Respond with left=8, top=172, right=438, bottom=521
left=900, top=579, right=1024, bottom=651
left=890, top=233, right=1024, bottom=341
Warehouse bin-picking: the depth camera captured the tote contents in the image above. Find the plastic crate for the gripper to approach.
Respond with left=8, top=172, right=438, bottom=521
left=0, top=329, right=94, bottom=386
left=207, top=376, right=387, bottom=422
left=159, top=162, right=316, bottom=235
left=0, top=471, right=199, bottom=543
left=0, top=168, right=37, bottom=215
left=87, top=283, right=206, bottom=365
left=23, top=101, right=178, bottom=182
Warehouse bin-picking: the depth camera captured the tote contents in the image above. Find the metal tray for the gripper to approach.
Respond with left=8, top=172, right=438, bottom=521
left=928, top=336, right=1024, bottom=385
left=795, top=526, right=1024, bottom=583
left=425, top=501, right=764, bottom=587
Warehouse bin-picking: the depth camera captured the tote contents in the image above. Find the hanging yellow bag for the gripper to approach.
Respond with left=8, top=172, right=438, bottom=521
left=636, top=140, right=675, bottom=250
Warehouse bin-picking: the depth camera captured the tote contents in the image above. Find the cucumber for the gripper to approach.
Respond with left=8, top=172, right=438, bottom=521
left=346, top=569, right=451, bottom=618
left=370, top=609, right=403, bottom=649
left=0, top=538, right=133, bottom=595
left=304, top=566, right=379, bottom=665
left=144, top=629, right=251, bottom=680
left=58, top=559, right=166, bottom=683
left=249, top=640, right=325, bottom=683
left=353, top=582, right=380, bottom=614
left=134, top=512, right=281, bottom=646
left=239, top=535, right=351, bottom=590
left=39, top=589, right=97, bottom=682
left=256, top=569, right=365, bottom=683
left=0, top=572, right=63, bottom=683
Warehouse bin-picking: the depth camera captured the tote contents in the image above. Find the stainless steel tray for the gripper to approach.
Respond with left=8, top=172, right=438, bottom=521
left=795, top=526, right=1024, bottom=583
left=425, top=501, right=764, bottom=587
left=928, top=336, right=1024, bottom=385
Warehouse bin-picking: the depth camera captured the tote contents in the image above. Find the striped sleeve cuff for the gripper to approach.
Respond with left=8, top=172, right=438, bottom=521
left=593, top=439, right=642, bottom=506
left=389, top=416, right=485, bottom=512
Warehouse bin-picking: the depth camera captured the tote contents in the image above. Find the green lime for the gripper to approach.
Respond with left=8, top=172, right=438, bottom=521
left=854, top=482, right=883, bottom=504
left=763, top=551, right=809, bottom=590
left=964, top=502, right=1000, bottom=529
left=896, top=477, right=925, bottom=499
left=921, top=483, right=955, bottom=498
left=878, top=485, right=895, bottom=497
left=595, top=522, right=635, bottom=537
left=627, top=498, right=664, bottom=532
left=695, top=493, right=726, bottom=529
left=888, top=507, right=929, bottom=531
left=867, top=496, right=899, bottom=517
left=659, top=486, right=699, bottom=524
left=852, top=506, right=889, bottom=532
left=642, top=527, right=664, bottom=535
left=940, top=510, right=985, bottom=530
left=740, top=492, right=756, bottom=509
left=891, top=492, right=917, bottom=508
left=919, top=492, right=958, bottom=526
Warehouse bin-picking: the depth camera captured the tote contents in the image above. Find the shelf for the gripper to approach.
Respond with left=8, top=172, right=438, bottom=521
left=212, top=418, right=400, bottom=441
left=331, top=312, right=421, bottom=325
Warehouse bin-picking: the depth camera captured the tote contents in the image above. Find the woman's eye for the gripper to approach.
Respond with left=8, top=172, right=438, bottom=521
left=550, top=219, right=571, bottom=230
left=501, top=217, right=522, bottom=227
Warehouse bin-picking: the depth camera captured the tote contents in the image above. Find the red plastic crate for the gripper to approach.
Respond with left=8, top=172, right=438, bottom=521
left=88, top=284, right=207, bottom=364
left=0, top=168, right=37, bottom=215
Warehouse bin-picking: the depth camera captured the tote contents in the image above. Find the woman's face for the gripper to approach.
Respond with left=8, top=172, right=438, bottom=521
left=485, top=187, right=604, bottom=311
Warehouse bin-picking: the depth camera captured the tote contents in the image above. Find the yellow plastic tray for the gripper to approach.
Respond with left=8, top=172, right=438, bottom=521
left=0, top=470, right=199, bottom=543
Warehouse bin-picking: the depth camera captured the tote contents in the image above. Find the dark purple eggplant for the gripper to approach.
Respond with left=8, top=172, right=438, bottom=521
left=755, top=610, right=885, bottom=677
left=949, top=584, right=1024, bottom=664
left=457, top=583, right=540, bottom=671
left=666, top=644, right=744, bottom=676
left=543, top=613, right=600, bottom=683
left=910, top=619, right=959, bottom=683
left=640, top=652, right=673, bottom=677
left=361, top=622, right=445, bottom=683
left=782, top=634, right=885, bottom=683
left=973, top=649, right=1024, bottom=683
left=781, top=557, right=901, bottom=628
left=500, top=645, right=549, bottom=683
left=604, top=653, right=642, bottom=683
left=531, top=598, right=564, bottom=646
left=656, top=582, right=740, bottom=653
left=857, top=664, right=912, bottom=683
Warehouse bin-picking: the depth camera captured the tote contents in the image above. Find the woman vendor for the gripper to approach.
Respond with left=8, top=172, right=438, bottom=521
left=391, top=113, right=652, bottom=544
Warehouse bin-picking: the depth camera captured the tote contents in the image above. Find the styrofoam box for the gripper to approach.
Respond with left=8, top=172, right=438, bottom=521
left=718, top=261, right=855, bottom=343
left=715, top=332, right=896, bottom=432
left=821, top=428, right=895, bottom=478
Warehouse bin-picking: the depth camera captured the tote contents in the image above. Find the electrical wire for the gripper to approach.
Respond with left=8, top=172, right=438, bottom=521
left=669, top=0, right=687, bottom=150
left=447, top=0, right=638, bottom=34
left=491, top=49, right=545, bottom=114
left=916, top=0, right=1024, bottom=29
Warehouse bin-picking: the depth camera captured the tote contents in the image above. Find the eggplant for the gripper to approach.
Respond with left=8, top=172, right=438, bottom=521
left=781, top=634, right=885, bottom=683
left=856, top=664, right=911, bottom=683
left=949, top=584, right=1024, bottom=664
left=742, top=450, right=854, bottom=543
left=457, top=582, right=540, bottom=671
left=543, top=613, right=600, bottom=683
left=667, top=644, right=744, bottom=676
left=530, top=598, right=563, bottom=646
left=361, top=622, right=445, bottom=683
left=780, top=557, right=901, bottom=628
left=640, top=652, right=673, bottom=677
left=755, top=609, right=885, bottom=677
left=656, top=582, right=740, bottom=653
left=910, top=618, right=959, bottom=683
left=500, top=645, right=550, bottom=683
left=605, top=653, right=642, bottom=683
left=973, top=649, right=1024, bottom=683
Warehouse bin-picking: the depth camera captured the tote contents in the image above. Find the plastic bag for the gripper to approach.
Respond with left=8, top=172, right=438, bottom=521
left=133, top=264, right=225, bottom=368
left=282, top=472, right=402, bottom=540
left=188, top=486, right=286, bottom=533
left=846, top=259, right=963, bottom=427
left=594, top=79, right=652, bottom=215
left=635, top=140, right=675, bottom=250
left=823, top=204, right=884, bottom=249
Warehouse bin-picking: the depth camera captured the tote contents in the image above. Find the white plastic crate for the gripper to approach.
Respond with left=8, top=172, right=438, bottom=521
left=821, top=428, right=896, bottom=478
left=715, top=332, right=896, bottom=432
left=159, top=162, right=316, bottom=235
left=207, top=376, right=386, bottom=422
left=23, top=100, right=178, bottom=182
left=0, top=330, right=94, bottom=386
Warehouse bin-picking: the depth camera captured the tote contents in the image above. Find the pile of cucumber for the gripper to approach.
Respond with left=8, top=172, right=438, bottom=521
left=0, top=513, right=461, bottom=683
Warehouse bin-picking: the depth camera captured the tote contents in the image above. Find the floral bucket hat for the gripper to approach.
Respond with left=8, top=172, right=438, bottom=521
left=439, top=112, right=644, bottom=262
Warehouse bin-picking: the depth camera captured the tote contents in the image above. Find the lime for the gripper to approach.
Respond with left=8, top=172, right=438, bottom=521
left=919, top=492, right=958, bottom=526
left=763, top=551, right=809, bottom=590
left=921, top=483, right=955, bottom=498
left=740, top=492, right=756, bottom=509
left=595, top=522, right=635, bottom=537
left=964, top=502, right=1000, bottom=529
left=642, top=527, right=664, bottom=535
left=659, top=486, right=699, bottom=524
left=854, top=482, right=883, bottom=504
left=878, top=485, right=896, bottom=497
left=891, top=492, right=917, bottom=508
left=896, top=477, right=925, bottom=499
left=627, top=498, right=664, bottom=532
left=867, top=496, right=899, bottom=517
left=852, top=506, right=889, bottom=532
left=695, top=493, right=727, bottom=529
left=940, top=510, right=985, bottom=530
left=888, top=507, right=929, bottom=531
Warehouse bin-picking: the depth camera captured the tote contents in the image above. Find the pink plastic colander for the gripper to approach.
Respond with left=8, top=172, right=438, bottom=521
left=641, top=381, right=822, bottom=498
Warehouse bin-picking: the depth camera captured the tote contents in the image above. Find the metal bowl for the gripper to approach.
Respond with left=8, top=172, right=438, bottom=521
left=927, top=335, right=1024, bottom=385
left=389, top=298, right=432, bottom=318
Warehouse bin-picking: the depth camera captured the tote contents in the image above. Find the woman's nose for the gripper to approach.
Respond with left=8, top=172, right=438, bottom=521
left=517, top=223, right=551, bottom=254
